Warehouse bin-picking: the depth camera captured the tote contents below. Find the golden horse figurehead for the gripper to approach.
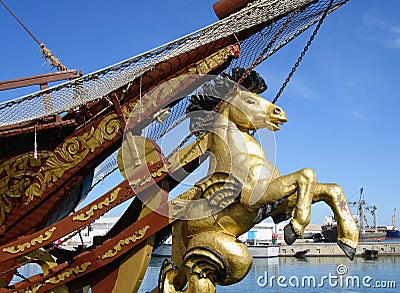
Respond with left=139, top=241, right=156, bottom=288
left=158, top=69, right=358, bottom=293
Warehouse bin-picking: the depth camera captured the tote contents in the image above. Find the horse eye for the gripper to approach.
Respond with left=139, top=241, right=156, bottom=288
left=246, top=99, right=256, bottom=104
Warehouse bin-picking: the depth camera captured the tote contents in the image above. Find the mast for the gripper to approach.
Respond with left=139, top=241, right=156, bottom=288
left=372, top=205, right=377, bottom=233
left=359, top=187, right=365, bottom=234
left=349, top=187, right=381, bottom=235
left=393, top=208, right=397, bottom=230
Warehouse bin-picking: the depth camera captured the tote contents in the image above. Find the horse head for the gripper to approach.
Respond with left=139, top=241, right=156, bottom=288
left=187, top=68, right=287, bottom=134
left=221, top=88, right=288, bottom=132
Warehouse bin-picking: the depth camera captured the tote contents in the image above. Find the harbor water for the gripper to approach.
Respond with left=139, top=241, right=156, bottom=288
left=139, top=256, right=400, bottom=292
left=11, top=248, right=400, bottom=292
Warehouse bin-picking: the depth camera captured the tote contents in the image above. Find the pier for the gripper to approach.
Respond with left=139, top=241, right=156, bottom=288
left=279, top=242, right=400, bottom=257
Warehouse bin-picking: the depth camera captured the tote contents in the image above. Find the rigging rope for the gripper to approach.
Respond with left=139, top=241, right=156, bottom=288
left=0, top=0, right=68, bottom=71
left=0, top=0, right=40, bottom=46
left=14, top=269, right=27, bottom=281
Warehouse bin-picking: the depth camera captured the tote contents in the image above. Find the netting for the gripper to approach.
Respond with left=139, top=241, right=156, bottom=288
left=90, top=0, right=348, bottom=186
left=0, top=0, right=348, bottom=127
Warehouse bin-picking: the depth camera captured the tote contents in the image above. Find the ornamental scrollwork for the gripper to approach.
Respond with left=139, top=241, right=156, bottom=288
left=0, top=151, right=51, bottom=225
left=2, top=227, right=56, bottom=254
left=45, top=262, right=91, bottom=284
left=72, top=187, right=121, bottom=221
left=24, top=114, right=121, bottom=204
left=101, top=225, right=150, bottom=259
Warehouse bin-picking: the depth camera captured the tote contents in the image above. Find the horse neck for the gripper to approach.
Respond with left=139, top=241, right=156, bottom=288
left=207, top=113, right=255, bottom=176
left=212, top=110, right=252, bottom=138
left=208, top=113, right=279, bottom=183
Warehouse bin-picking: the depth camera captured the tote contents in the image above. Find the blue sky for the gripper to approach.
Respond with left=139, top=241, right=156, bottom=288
left=1, top=0, right=399, bottom=227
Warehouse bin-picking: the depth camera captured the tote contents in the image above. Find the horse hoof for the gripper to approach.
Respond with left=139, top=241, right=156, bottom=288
left=284, top=223, right=298, bottom=245
left=272, top=213, right=291, bottom=224
left=337, top=241, right=356, bottom=261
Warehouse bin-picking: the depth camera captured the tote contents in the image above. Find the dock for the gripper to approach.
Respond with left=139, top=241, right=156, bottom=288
left=279, top=242, right=400, bottom=257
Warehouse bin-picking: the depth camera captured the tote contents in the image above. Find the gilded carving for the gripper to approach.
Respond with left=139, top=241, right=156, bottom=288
left=25, top=114, right=121, bottom=204
left=151, top=169, right=165, bottom=178
left=121, top=170, right=165, bottom=190
left=101, top=225, right=150, bottom=259
left=188, top=45, right=239, bottom=75
left=121, top=45, right=237, bottom=121
left=157, top=71, right=359, bottom=292
left=3, top=227, right=56, bottom=254
left=72, top=187, right=121, bottom=221
left=129, top=175, right=152, bottom=188
left=45, top=262, right=91, bottom=284
left=0, top=152, right=51, bottom=225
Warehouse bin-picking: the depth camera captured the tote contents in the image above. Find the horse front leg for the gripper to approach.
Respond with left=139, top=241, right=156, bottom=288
left=311, top=183, right=359, bottom=260
left=252, top=168, right=317, bottom=245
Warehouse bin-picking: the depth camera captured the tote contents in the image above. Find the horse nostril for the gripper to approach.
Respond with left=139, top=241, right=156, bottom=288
left=274, top=107, right=281, bottom=114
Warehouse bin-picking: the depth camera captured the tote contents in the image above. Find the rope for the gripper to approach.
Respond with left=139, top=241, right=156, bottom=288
left=0, top=0, right=41, bottom=46
left=0, top=0, right=68, bottom=71
left=40, top=44, right=68, bottom=71
left=14, top=269, right=27, bottom=281
left=34, top=124, right=37, bottom=159
left=272, top=0, right=335, bottom=104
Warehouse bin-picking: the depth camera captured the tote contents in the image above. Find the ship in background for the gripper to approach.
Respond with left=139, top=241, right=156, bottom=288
left=322, top=188, right=387, bottom=242
left=386, top=208, right=400, bottom=238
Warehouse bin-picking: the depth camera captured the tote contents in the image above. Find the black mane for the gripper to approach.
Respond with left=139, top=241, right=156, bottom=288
left=186, top=68, right=267, bottom=133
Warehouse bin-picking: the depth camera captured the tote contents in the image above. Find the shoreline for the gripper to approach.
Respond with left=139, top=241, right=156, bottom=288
left=279, top=241, right=400, bottom=257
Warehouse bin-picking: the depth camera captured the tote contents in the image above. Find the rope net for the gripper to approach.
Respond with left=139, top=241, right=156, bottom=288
left=0, top=0, right=348, bottom=128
